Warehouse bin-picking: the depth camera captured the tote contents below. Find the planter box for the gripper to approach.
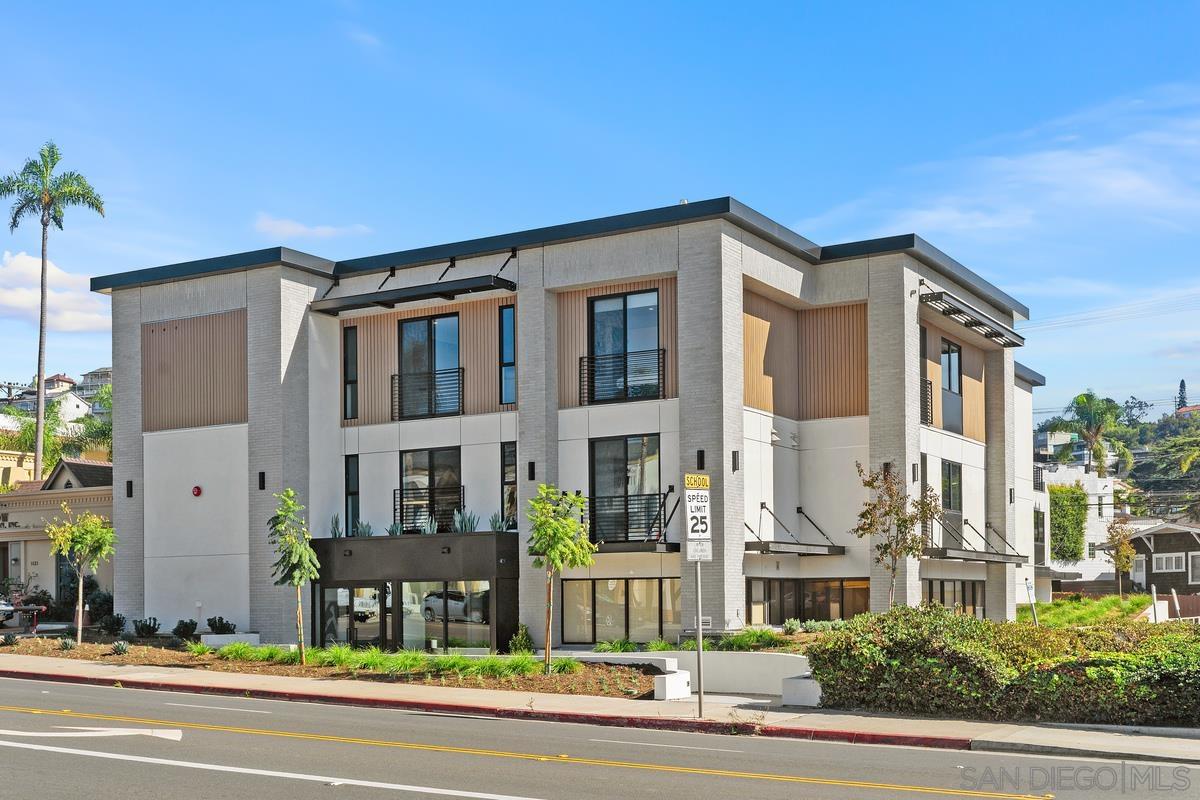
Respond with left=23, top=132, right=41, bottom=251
left=200, top=633, right=260, bottom=647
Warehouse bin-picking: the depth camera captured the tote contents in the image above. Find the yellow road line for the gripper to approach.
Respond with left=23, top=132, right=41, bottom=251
left=0, top=704, right=1049, bottom=800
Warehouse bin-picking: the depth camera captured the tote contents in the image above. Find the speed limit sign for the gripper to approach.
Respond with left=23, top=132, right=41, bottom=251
left=684, top=472, right=712, bottom=561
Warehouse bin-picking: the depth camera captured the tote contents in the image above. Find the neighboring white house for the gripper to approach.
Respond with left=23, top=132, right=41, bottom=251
left=10, top=390, right=92, bottom=423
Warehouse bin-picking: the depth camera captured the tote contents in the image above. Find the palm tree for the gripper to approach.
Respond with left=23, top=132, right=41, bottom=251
left=0, top=142, right=104, bottom=479
left=1044, top=391, right=1131, bottom=478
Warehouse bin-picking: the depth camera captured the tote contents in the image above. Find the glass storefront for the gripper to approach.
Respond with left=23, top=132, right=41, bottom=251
left=923, top=579, right=986, bottom=619
left=319, top=579, right=492, bottom=651
left=746, top=577, right=871, bottom=625
left=562, top=577, right=681, bottom=643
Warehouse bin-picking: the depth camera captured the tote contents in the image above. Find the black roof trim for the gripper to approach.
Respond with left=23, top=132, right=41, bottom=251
left=311, top=274, right=516, bottom=315
left=820, top=234, right=1029, bottom=320
left=91, top=247, right=335, bottom=293
left=1015, top=362, right=1046, bottom=387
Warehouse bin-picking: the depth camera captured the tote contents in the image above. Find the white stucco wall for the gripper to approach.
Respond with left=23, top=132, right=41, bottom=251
left=919, top=426, right=988, bottom=551
left=143, top=424, right=250, bottom=631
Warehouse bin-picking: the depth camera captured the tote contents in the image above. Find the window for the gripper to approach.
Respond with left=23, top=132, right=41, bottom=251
left=941, top=461, right=963, bottom=515
left=500, top=441, right=517, bottom=530
left=1033, top=509, right=1046, bottom=566
left=1190, top=553, right=1200, bottom=585
left=745, top=578, right=869, bottom=625
left=562, top=577, right=681, bottom=643
left=1154, top=553, right=1186, bottom=573
left=1088, top=543, right=1097, bottom=560
left=940, top=340, right=961, bottom=394
left=399, top=448, right=462, bottom=532
left=923, top=579, right=986, bottom=619
left=397, top=314, right=460, bottom=418
left=499, top=305, right=516, bottom=405
left=342, top=326, right=358, bottom=420
left=1097, top=498, right=1104, bottom=518
left=589, top=434, right=662, bottom=542
left=344, top=455, right=359, bottom=534
left=586, top=290, right=662, bottom=402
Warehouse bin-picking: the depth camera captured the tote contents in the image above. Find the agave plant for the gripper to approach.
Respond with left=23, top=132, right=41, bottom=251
left=353, top=520, right=374, bottom=538
left=453, top=508, right=479, bottom=533
left=489, top=511, right=506, bottom=533
left=386, top=522, right=402, bottom=537
left=421, top=514, right=439, bottom=535
left=330, top=514, right=343, bottom=539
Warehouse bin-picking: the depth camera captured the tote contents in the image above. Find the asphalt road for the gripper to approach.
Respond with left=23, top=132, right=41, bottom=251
left=0, top=677, right=1192, bottom=800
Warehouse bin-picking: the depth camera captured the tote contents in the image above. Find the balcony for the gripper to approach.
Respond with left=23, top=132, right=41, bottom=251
left=921, top=378, right=933, bottom=425
left=391, top=369, right=464, bottom=420
left=579, top=349, right=665, bottom=405
left=393, top=486, right=466, bottom=533
left=588, top=493, right=668, bottom=547
left=1033, top=465, right=1045, bottom=492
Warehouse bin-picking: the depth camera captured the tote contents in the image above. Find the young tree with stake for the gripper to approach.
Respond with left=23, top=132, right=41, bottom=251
left=851, top=463, right=942, bottom=607
left=1104, top=518, right=1136, bottom=600
left=268, top=489, right=320, bottom=665
left=526, top=484, right=595, bottom=672
left=45, top=503, right=116, bottom=645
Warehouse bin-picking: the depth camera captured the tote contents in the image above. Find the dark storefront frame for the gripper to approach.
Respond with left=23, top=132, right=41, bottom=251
left=745, top=577, right=871, bottom=626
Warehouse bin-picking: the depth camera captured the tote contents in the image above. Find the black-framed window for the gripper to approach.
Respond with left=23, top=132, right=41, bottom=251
left=923, top=579, right=986, bottom=619
left=940, top=339, right=961, bottom=394
left=586, top=289, right=662, bottom=403
left=562, top=577, right=681, bottom=643
left=399, top=447, right=463, bottom=533
left=342, top=326, right=358, bottom=420
left=1034, top=508, right=1046, bottom=566
left=501, top=441, right=517, bottom=529
left=397, top=313, right=461, bottom=418
left=941, top=460, right=963, bottom=512
left=499, top=305, right=516, bottom=405
left=345, top=455, right=360, bottom=534
left=746, top=577, right=870, bottom=626
left=589, top=433, right=662, bottom=543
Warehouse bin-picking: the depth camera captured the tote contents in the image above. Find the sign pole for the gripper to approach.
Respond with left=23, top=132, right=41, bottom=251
left=695, top=558, right=704, bottom=719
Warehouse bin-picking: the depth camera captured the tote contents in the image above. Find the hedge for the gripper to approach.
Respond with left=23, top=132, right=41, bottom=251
left=806, top=605, right=1200, bottom=725
left=1049, top=482, right=1087, bottom=562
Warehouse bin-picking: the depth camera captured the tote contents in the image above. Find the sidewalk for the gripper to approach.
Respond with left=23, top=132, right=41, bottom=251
left=0, top=652, right=1195, bottom=764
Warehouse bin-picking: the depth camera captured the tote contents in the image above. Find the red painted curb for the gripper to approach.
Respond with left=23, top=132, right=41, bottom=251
left=0, top=667, right=969, bottom=750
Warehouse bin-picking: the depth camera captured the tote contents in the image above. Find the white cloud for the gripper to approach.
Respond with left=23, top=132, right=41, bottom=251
left=0, top=251, right=111, bottom=333
left=254, top=213, right=371, bottom=239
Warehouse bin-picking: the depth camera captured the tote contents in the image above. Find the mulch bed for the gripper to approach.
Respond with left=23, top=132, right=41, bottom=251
left=1, top=638, right=656, bottom=699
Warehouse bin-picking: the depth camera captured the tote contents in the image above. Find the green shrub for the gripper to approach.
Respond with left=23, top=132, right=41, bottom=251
left=716, top=627, right=786, bottom=651
left=172, top=619, right=198, bottom=639
left=593, top=638, right=637, bottom=653
left=0, top=634, right=17, bottom=647
left=550, top=656, right=582, bottom=674
left=782, top=618, right=802, bottom=635
left=381, top=650, right=427, bottom=675
left=1049, top=483, right=1087, bottom=561
left=185, top=641, right=213, bottom=657
left=315, top=644, right=356, bottom=669
left=252, top=645, right=288, bottom=663
left=216, top=641, right=256, bottom=661
left=111, top=640, right=129, bottom=656
left=508, top=623, right=534, bottom=654
left=801, top=619, right=847, bottom=633
left=353, top=646, right=390, bottom=671
left=644, top=638, right=675, bottom=651
left=428, top=654, right=473, bottom=675
left=58, top=638, right=76, bottom=651
left=86, top=589, right=114, bottom=621
left=471, top=655, right=513, bottom=678
left=132, top=617, right=160, bottom=638
left=505, top=653, right=539, bottom=676
left=206, top=616, right=236, bottom=635
left=97, top=614, right=126, bottom=637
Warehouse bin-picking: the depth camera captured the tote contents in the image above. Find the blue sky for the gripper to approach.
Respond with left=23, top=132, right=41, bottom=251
left=2, top=3, right=1198, bottom=418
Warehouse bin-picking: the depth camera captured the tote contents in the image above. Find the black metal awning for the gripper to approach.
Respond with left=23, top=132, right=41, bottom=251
left=745, top=541, right=845, bottom=556
left=923, top=546, right=1027, bottom=565
left=1035, top=565, right=1082, bottom=580
left=311, top=275, right=516, bottom=315
left=596, top=540, right=681, bottom=554
left=919, top=289, right=1024, bottom=347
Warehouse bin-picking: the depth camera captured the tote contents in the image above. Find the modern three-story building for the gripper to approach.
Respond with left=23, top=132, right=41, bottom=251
left=92, top=197, right=1040, bottom=647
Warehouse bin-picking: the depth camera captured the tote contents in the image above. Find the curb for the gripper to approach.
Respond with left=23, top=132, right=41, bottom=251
left=0, top=667, right=964, bottom=750
left=972, top=739, right=1200, bottom=766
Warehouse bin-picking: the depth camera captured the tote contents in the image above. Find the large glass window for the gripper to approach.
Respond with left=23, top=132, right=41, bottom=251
left=563, top=581, right=593, bottom=643
left=342, top=326, right=358, bottom=420
left=923, top=579, right=986, bottom=620
left=349, top=586, right=385, bottom=647
left=590, top=434, right=661, bottom=542
left=1034, top=509, right=1046, bottom=566
left=940, top=339, right=961, bottom=394
left=587, top=290, right=661, bottom=402
left=321, top=587, right=351, bottom=645
left=446, top=580, right=491, bottom=648
left=404, top=581, right=445, bottom=650
left=398, top=314, right=460, bottom=417
left=661, top=579, right=682, bottom=641
left=499, top=305, right=516, bottom=405
left=843, top=579, right=870, bottom=617
left=941, top=460, right=963, bottom=543
left=746, top=578, right=869, bottom=624
left=561, top=577, right=679, bottom=643
left=628, top=579, right=661, bottom=642
left=595, top=579, right=626, bottom=641
left=345, top=455, right=359, bottom=535
left=501, top=441, right=517, bottom=530
left=400, top=448, right=462, bottom=532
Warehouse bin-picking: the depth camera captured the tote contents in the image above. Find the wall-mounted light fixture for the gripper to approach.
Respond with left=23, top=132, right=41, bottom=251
left=1009, top=488, right=1015, bottom=504
left=912, top=463, right=919, bottom=483
left=126, top=480, right=133, bottom=498
left=732, top=450, right=740, bottom=473
left=527, top=461, right=535, bottom=481
left=696, top=450, right=705, bottom=471
left=258, top=472, right=265, bottom=491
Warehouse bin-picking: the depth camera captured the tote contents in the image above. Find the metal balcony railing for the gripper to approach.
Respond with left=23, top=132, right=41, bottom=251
left=393, top=486, right=466, bottom=533
left=588, top=493, right=667, bottom=543
left=921, top=378, right=934, bottom=426
left=391, top=368, right=464, bottom=420
left=579, top=349, right=665, bottom=405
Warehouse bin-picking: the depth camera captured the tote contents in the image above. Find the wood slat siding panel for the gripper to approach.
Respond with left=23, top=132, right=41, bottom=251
left=141, top=308, right=247, bottom=432
left=557, top=277, right=678, bottom=409
left=796, top=303, right=868, bottom=420
left=742, top=291, right=799, bottom=418
left=341, top=296, right=516, bottom=427
left=922, top=321, right=986, bottom=443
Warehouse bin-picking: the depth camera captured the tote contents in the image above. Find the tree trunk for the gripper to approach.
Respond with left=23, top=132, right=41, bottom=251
left=1117, top=571, right=1123, bottom=601
left=888, top=554, right=897, bottom=608
left=34, top=220, right=49, bottom=481
left=75, top=565, right=84, bottom=645
left=296, top=584, right=306, bottom=666
left=544, top=569, right=553, bottom=674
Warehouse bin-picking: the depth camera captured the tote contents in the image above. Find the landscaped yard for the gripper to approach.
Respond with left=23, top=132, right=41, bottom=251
left=0, top=637, right=657, bottom=699
left=1016, top=593, right=1153, bottom=626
